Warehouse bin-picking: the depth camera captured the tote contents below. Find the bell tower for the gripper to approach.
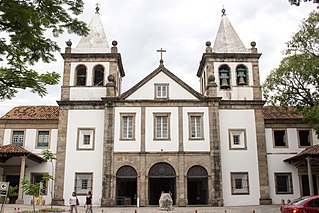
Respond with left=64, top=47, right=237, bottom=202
left=197, top=9, right=262, bottom=101
left=60, top=6, right=125, bottom=102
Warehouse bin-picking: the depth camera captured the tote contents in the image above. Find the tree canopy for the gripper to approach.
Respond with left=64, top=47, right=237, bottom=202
left=262, top=10, right=319, bottom=134
left=0, top=0, right=89, bottom=100
left=289, top=0, right=319, bottom=7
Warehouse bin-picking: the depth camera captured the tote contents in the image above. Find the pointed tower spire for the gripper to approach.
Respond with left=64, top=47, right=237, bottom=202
left=73, top=6, right=110, bottom=53
left=212, top=9, right=249, bottom=53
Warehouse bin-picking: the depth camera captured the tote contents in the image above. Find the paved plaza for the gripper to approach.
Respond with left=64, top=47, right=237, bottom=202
left=1, top=204, right=282, bottom=213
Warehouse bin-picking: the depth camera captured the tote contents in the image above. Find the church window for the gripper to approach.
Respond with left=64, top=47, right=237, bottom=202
left=298, top=129, right=312, bottom=147
left=155, top=84, right=169, bottom=99
left=12, top=130, right=25, bottom=146
left=120, top=113, right=135, bottom=140
left=75, top=173, right=93, bottom=195
left=273, top=129, right=287, bottom=147
left=154, top=113, right=170, bottom=140
left=229, top=129, right=246, bottom=150
left=76, top=65, right=87, bottom=86
left=231, top=172, right=249, bottom=195
left=77, top=128, right=95, bottom=150
left=31, top=173, right=48, bottom=195
left=36, top=130, right=50, bottom=148
left=236, top=65, right=248, bottom=85
left=275, top=173, right=293, bottom=194
left=188, top=113, right=204, bottom=140
left=93, top=65, right=104, bottom=86
left=219, top=64, right=230, bottom=89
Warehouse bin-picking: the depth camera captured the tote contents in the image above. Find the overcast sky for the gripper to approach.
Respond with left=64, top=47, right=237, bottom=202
left=0, top=0, right=316, bottom=117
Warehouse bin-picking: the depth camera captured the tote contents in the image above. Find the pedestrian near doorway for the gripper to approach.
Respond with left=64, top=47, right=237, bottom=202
left=84, top=191, right=93, bottom=213
left=69, top=192, right=79, bottom=213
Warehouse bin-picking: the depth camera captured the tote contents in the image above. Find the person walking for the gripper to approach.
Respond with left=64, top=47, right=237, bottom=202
left=69, top=192, right=79, bottom=213
left=84, top=191, right=93, bottom=213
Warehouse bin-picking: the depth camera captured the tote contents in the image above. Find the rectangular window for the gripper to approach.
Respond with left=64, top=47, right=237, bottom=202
left=75, top=173, right=93, bottom=195
left=12, top=131, right=24, bottom=146
left=37, top=131, right=50, bottom=148
left=275, top=173, right=293, bottom=194
left=298, top=130, right=311, bottom=147
left=31, top=173, right=48, bottom=195
left=231, top=172, right=249, bottom=195
left=154, top=113, right=170, bottom=140
left=155, top=84, right=169, bottom=99
left=83, top=135, right=90, bottom=145
left=77, top=128, right=95, bottom=150
left=120, top=113, right=135, bottom=140
left=229, top=129, right=247, bottom=150
left=188, top=113, right=204, bottom=140
left=273, top=130, right=287, bottom=147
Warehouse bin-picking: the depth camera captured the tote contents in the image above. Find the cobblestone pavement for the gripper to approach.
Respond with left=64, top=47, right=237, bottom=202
left=1, top=204, right=281, bottom=213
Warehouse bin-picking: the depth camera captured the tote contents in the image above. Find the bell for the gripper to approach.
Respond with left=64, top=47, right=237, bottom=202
left=238, top=76, right=246, bottom=85
left=221, top=78, right=229, bottom=88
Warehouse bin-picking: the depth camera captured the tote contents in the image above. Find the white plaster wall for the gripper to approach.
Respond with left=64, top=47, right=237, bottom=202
left=126, top=72, right=198, bottom=100
left=265, top=127, right=319, bottom=204
left=219, top=109, right=260, bottom=206
left=267, top=154, right=300, bottom=204
left=213, top=62, right=254, bottom=100
left=145, top=107, right=179, bottom=152
left=114, top=107, right=141, bottom=152
left=64, top=110, right=104, bottom=205
left=182, top=107, right=210, bottom=152
left=69, top=62, right=110, bottom=101
left=70, top=87, right=106, bottom=100
left=24, top=161, right=57, bottom=205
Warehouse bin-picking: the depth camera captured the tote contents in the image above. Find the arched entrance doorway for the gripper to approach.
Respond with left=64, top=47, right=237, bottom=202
left=116, top=166, right=137, bottom=206
left=187, top=166, right=208, bottom=205
left=148, top=163, right=176, bottom=205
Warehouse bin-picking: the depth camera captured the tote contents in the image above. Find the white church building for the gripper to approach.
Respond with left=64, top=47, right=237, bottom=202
left=0, top=7, right=318, bottom=207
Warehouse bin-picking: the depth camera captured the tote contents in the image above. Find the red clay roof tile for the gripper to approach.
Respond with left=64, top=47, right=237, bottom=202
left=0, top=106, right=59, bottom=120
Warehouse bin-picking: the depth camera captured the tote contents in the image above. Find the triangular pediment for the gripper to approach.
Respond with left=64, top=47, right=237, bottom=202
left=120, top=66, right=203, bottom=101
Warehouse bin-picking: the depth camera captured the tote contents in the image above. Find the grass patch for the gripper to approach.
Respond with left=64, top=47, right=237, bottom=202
left=21, top=208, right=65, bottom=213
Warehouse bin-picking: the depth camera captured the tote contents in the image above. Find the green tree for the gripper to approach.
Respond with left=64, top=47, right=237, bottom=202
left=289, top=0, right=319, bottom=7
left=41, top=149, right=56, bottom=209
left=0, top=0, right=89, bottom=100
left=262, top=10, right=319, bottom=134
left=22, top=174, right=52, bottom=211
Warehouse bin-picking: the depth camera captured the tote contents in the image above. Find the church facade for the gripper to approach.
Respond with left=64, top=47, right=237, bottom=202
left=0, top=8, right=318, bottom=207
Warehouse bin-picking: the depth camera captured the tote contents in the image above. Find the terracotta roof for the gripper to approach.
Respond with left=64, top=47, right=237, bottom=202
left=284, top=145, right=319, bottom=163
left=0, top=144, right=45, bottom=163
left=262, top=106, right=303, bottom=120
left=0, top=106, right=59, bottom=120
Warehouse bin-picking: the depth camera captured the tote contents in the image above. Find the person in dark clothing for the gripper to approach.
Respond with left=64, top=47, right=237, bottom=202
left=84, top=191, right=92, bottom=213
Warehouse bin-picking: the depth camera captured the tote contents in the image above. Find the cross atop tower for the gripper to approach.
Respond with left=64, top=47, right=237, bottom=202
left=157, top=48, right=166, bottom=66
left=95, top=3, right=100, bottom=14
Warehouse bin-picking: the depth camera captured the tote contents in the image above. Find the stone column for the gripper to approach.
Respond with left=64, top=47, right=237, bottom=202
left=139, top=107, right=147, bottom=206
left=306, top=157, right=314, bottom=196
left=255, top=109, right=272, bottom=204
left=15, top=156, right=26, bottom=204
left=61, top=40, right=72, bottom=101
left=252, top=59, right=262, bottom=100
left=208, top=103, right=223, bottom=206
left=177, top=107, right=186, bottom=206
left=52, top=109, right=68, bottom=205
left=101, top=102, right=115, bottom=206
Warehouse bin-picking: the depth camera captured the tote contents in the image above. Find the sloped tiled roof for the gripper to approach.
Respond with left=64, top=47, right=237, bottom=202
left=284, top=144, right=319, bottom=163
left=0, top=144, right=45, bottom=163
left=262, top=106, right=303, bottom=120
left=0, top=106, right=59, bottom=120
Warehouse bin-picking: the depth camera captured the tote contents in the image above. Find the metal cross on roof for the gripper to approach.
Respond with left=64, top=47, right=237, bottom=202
left=95, top=3, right=100, bottom=14
left=157, top=48, right=166, bottom=65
